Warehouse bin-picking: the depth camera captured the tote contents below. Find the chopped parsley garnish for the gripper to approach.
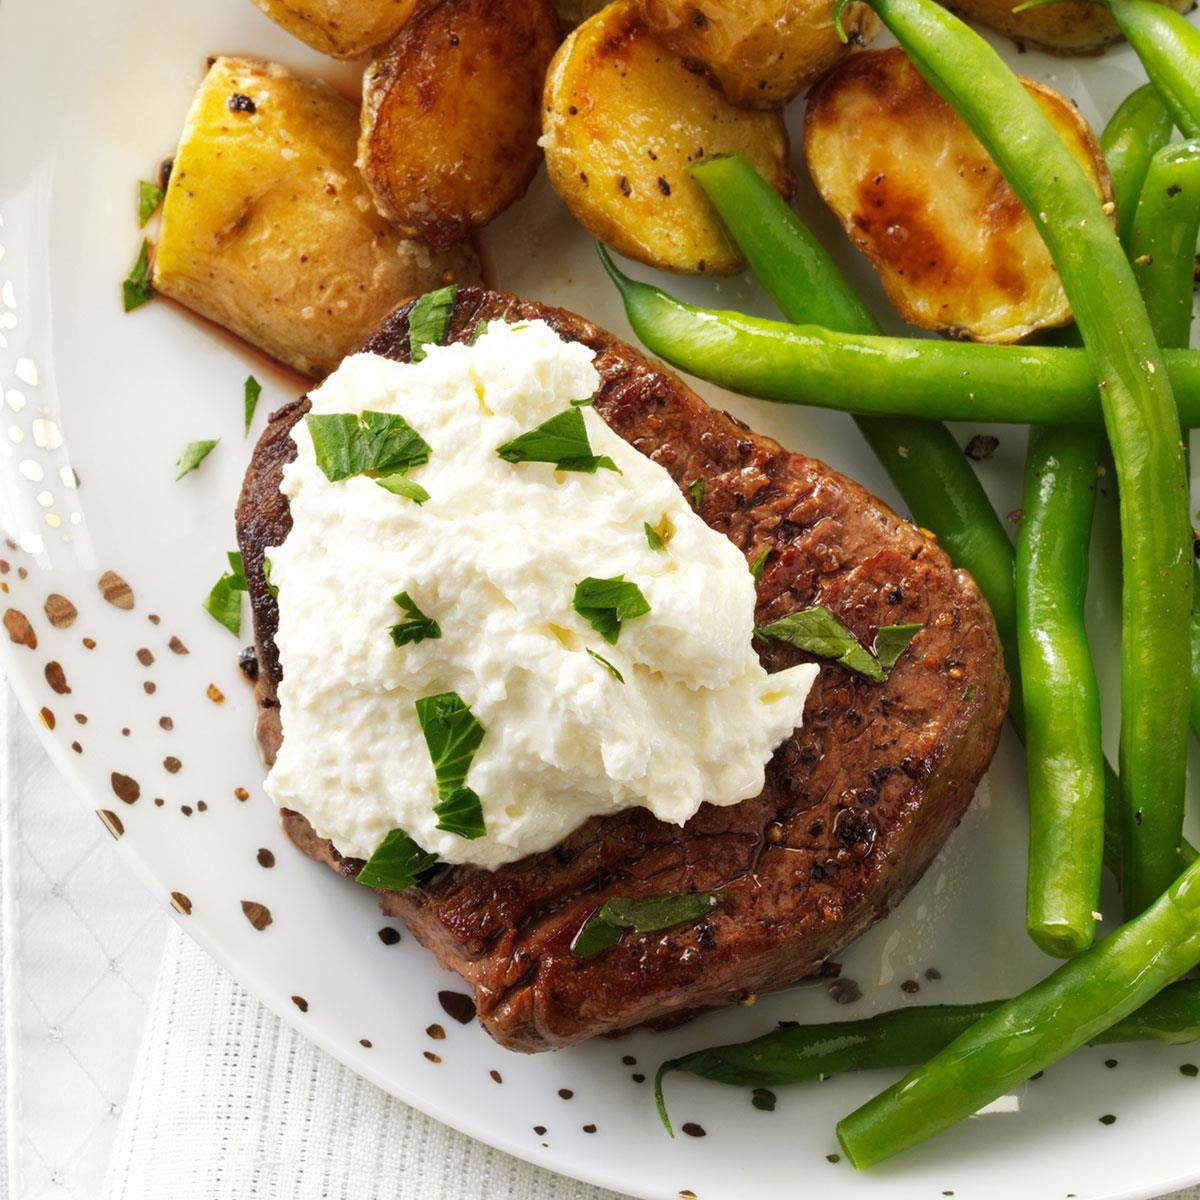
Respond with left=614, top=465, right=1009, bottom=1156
left=756, top=606, right=922, bottom=682
left=376, top=474, right=430, bottom=504
left=587, top=648, right=625, bottom=683
left=471, top=320, right=489, bottom=344
left=874, top=623, right=922, bottom=670
left=572, top=892, right=727, bottom=958
left=644, top=518, right=670, bottom=551
left=434, top=786, right=486, bottom=839
left=749, top=547, right=771, bottom=581
left=496, top=407, right=618, bottom=475
left=409, top=285, right=457, bottom=362
left=688, top=478, right=706, bottom=511
left=263, top=556, right=279, bottom=599
left=138, top=180, right=164, bottom=228
left=305, top=411, right=430, bottom=482
left=389, top=591, right=441, bottom=646
left=416, top=691, right=486, bottom=838
left=175, top=439, right=218, bottom=480
left=570, top=396, right=595, bottom=407
left=572, top=576, right=651, bottom=645
left=203, top=550, right=248, bottom=636
left=357, top=828, right=439, bottom=890
left=244, top=375, right=261, bottom=435
left=122, top=239, right=154, bottom=312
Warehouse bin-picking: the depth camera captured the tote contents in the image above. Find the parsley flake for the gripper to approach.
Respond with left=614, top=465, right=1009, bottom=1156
left=389, top=591, right=441, bottom=646
left=306, top=411, right=430, bottom=482
left=875, top=624, right=922, bottom=670
left=416, top=692, right=486, bottom=839
left=376, top=474, right=430, bottom=504
left=409, top=285, right=457, bottom=362
left=756, top=607, right=922, bottom=682
left=138, top=180, right=164, bottom=228
left=357, top=828, right=439, bottom=890
left=749, top=547, right=771, bottom=581
left=572, top=892, right=727, bottom=958
left=202, top=550, right=248, bottom=636
left=263, top=556, right=279, bottom=600
left=244, top=376, right=262, bottom=436
left=573, top=576, right=651, bottom=645
left=688, top=478, right=706, bottom=511
left=496, top=407, right=618, bottom=475
left=122, top=239, right=154, bottom=312
left=644, top=519, right=671, bottom=551
left=587, top=648, right=625, bottom=683
left=175, top=439, right=219, bottom=480
left=434, top=786, right=486, bottom=839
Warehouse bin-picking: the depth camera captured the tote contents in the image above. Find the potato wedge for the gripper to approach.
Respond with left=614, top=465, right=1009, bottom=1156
left=358, top=0, right=561, bottom=248
left=636, top=0, right=880, bottom=108
left=542, top=0, right=794, bottom=274
left=154, top=56, right=477, bottom=378
left=248, top=0, right=426, bottom=59
left=943, top=0, right=1192, bottom=55
left=804, top=48, right=1112, bottom=343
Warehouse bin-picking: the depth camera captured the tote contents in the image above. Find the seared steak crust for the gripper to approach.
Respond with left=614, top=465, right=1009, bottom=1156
left=236, top=287, right=1007, bottom=1052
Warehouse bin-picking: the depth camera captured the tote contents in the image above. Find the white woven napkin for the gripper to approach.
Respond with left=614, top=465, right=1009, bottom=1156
left=98, top=925, right=626, bottom=1200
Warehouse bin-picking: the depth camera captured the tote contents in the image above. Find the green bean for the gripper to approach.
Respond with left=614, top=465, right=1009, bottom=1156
left=689, top=155, right=1024, bottom=714
left=1015, top=111, right=1188, bottom=954
left=1126, top=143, right=1200, bottom=753
left=1017, top=427, right=1105, bottom=956
left=1129, top=141, right=1200, bottom=352
left=837, top=851, right=1200, bottom=1167
left=654, top=978, right=1200, bottom=1132
left=849, top=0, right=1191, bottom=918
left=1099, top=84, right=1175, bottom=245
left=599, top=258, right=1200, bottom=425
left=1103, top=0, right=1200, bottom=137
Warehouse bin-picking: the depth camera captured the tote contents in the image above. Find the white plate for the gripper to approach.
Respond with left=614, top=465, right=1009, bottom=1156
left=1, top=1, right=1198, bottom=1197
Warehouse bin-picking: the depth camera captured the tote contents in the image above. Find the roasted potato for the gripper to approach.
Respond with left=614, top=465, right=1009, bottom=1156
left=636, top=0, right=880, bottom=108
left=542, top=0, right=794, bottom=274
left=248, top=0, right=427, bottom=59
left=944, top=0, right=1192, bottom=55
left=804, top=48, right=1112, bottom=344
left=154, top=56, right=478, bottom=378
left=358, top=0, right=561, bottom=248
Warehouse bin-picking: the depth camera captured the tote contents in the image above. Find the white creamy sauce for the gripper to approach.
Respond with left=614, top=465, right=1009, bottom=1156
left=265, top=320, right=818, bottom=869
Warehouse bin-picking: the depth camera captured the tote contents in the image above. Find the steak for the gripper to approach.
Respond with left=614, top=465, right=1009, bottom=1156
left=236, top=287, right=1008, bottom=1052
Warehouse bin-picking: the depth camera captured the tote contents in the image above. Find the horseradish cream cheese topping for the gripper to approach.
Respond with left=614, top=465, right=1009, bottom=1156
left=264, top=319, right=818, bottom=870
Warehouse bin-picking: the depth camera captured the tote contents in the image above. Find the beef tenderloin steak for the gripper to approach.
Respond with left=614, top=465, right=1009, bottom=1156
left=236, top=286, right=1008, bottom=1052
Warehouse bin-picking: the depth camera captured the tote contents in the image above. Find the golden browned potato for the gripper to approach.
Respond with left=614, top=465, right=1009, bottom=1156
left=248, top=0, right=427, bottom=59
left=636, top=0, right=880, bottom=108
left=944, top=0, right=1192, bottom=55
left=358, top=0, right=562, bottom=248
left=154, top=56, right=478, bottom=378
left=542, top=0, right=794, bottom=274
left=804, top=48, right=1112, bottom=344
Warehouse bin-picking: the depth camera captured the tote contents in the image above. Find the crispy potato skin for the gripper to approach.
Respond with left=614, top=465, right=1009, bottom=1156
left=636, top=0, right=880, bottom=108
left=804, top=48, right=1112, bottom=344
left=249, top=0, right=428, bottom=58
left=153, top=56, right=478, bottom=378
left=542, top=0, right=794, bottom=274
left=944, top=0, right=1193, bottom=55
left=358, top=0, right=562, bottom=248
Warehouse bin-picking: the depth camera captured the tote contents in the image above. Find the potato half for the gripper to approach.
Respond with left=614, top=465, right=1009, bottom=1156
left=804, top=48, right=1112, bottom=343
left=944, top=0, right=1193, bottom=55
left=248, top=0, right=427, bottom=59
left=636, top=0, right=880, bottom=108
left=358, top=0, right=562, bottom=248
left=542, top=0, right=794, bottom=274
left=154, top=56, right=478, bottom=378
